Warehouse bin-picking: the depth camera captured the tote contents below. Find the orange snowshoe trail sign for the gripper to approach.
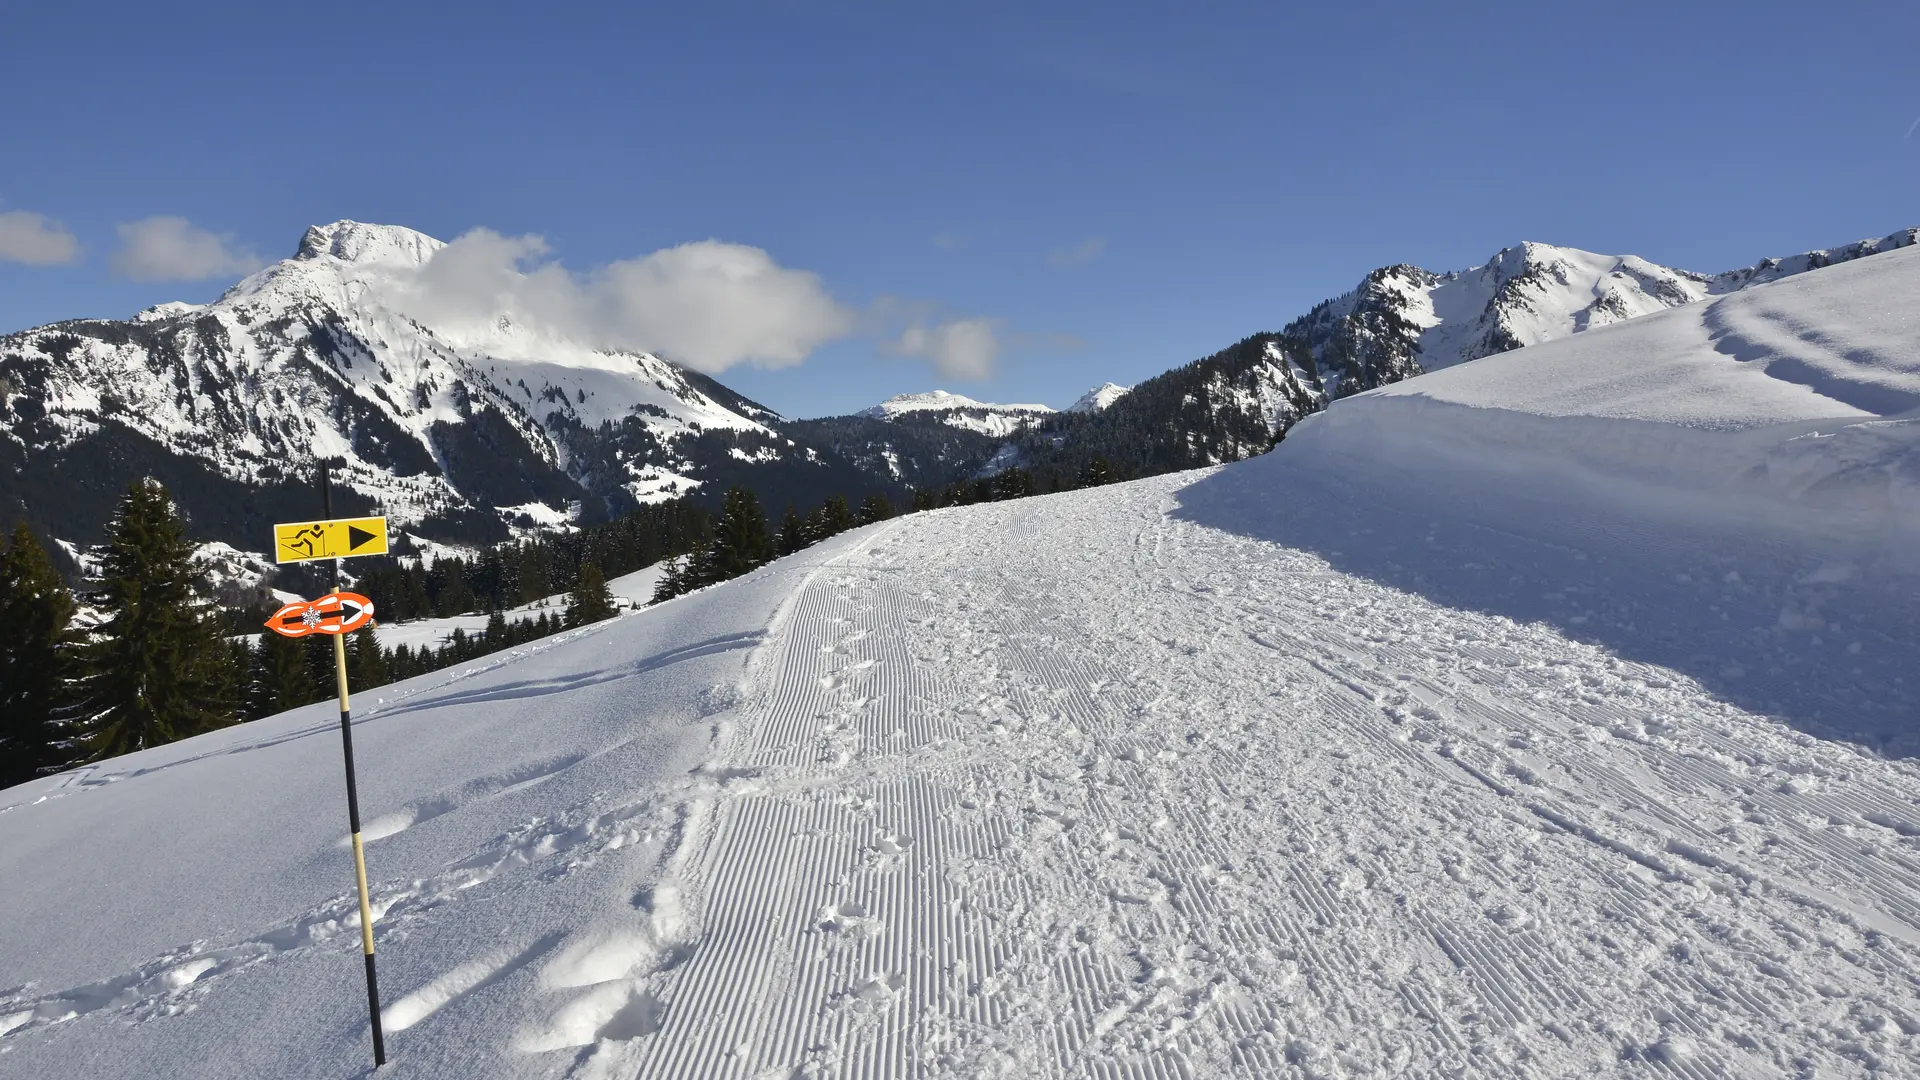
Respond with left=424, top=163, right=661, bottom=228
left=266, top=592, right=376, bottom=638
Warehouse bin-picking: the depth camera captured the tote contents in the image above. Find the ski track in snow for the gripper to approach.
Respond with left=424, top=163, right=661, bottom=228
left=7, top=476, right=1920, bottom=1076
left=542, top=482, right=1920, bottom=1077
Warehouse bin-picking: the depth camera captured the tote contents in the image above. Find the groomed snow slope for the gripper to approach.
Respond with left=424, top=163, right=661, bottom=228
left=5, top=250, right=1920, bottom=1078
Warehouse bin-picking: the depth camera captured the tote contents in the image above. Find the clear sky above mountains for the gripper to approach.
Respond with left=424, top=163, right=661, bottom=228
left=3, top=0, right=1915, bottom=418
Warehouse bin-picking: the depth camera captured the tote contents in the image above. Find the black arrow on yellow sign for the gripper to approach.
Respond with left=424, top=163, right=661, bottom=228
left=348, top=525, right=379, bottom=551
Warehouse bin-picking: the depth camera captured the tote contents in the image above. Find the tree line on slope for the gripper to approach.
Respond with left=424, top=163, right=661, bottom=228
left=0, top=448, right=1135, bottom=786
left=0, top=481, right=631, bottom=787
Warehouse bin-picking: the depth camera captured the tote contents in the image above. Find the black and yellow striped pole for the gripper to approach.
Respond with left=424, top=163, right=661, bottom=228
left=323, top=465, right=387, bottom=1067
left=269, top=466, right=394, bottom=1067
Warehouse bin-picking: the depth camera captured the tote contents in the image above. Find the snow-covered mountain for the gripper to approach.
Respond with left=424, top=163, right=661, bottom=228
left=984, top=227, right=1920, bottom=483
left=857, top=390, right=1053, bottom=437
left=7, top=234, right=1917, bottom=1079
left=8, top=220, right=1912, bottom=565
left=1288, top=228, right=1918, bottom=397
left=1066, top=382, right=1130, bottom=413
left=0, top=221, right=888, bottom=554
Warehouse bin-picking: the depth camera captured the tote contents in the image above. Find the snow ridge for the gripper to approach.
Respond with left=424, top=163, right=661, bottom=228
left=1288, top=228, right=1917, bottom=399
left=857, top=390, right=1053, bottom=437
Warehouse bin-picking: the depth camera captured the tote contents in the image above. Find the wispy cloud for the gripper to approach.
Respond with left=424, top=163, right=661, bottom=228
left=396, top=229, right=855, bottom=374
left=1047, top=236, right=1107, bottom=269
left=881, top=317, right=1002, bottom=381
left=930, top=231, right=971, bottom=251
left=110, top=216, right=261, bottom=281
left=1906, top=115, right=1920, bottom=140
left=0, top=210, right=81, bottom=266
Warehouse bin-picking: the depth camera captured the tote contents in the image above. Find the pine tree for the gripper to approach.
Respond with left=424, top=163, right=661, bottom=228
left=803, top=505, right=829, bottom=545
left=436, top=561, right=476, bottom=617
left=74, top=481, right=242, bottom=758
left=989, top=467, right=1035, bottom=501
left=712, top=487, right=773, bottom=579
left=566, top=562, right=616, bottom=627
left=682, top=538, right=719, bottom=591
left=402, top=569, right=431, bottom=621
left=484, top=608, right=507, bottom=646
left=857, top=493, right=894, bottom=525
left=0, top=525, right=77, bottom=786
left=652, top=555, right=685, bottom=603
left=348, top=626, right=388, bottom=689
left=776, top=506, right=807, bottom=557
left=819, top=495, right=857, bottom=537
left=250, top=629, right=317, bottom=718
left=1078, top=455, right=1116, bottom=487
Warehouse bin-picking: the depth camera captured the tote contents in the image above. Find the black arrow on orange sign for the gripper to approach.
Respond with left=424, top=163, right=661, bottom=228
left=277, top=599, right=363, bottom=628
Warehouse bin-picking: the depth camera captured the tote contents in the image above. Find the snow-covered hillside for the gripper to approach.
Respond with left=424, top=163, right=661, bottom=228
left=369, top=564, right=668, bottom=652
left=0, top=222, right=883, bottom=554
left=4, top=244, right=1920, bottom=1079
left=1289, top=227, right=1917, bottom=398
left=858, top=390, right=1053, bottom=437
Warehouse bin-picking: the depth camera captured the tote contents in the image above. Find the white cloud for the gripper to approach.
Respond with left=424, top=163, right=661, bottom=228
left=930, top=231, right=971, bottom=251
left=0, top=210, right=80, bottom=266
left=883, top=317, right=1002, bottom=381
left=397, top=229, right=855, bottom=374
left=110, top=216, right=262, bottom=281
left=1047, top=236, right=1107, bottom=268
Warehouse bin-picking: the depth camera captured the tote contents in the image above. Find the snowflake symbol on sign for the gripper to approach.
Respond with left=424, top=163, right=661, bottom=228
left=302, top=608, right=324, bottom=628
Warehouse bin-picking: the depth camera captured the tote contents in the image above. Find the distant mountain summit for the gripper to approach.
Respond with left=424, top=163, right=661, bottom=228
left=1068, top=383, right=1130, bottom=413
left=857, top=390, right=1052, bottom=437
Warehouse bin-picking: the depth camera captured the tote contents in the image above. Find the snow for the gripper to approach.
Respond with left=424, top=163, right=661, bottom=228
left=1067, top=382, right=1131, bottom=413
left=858, top=390, right=1053, bottom=435
left=370, top=565, right=668, bottom=652
left=131, top=301, right=204, bottom=324
left=5, top=250, right=1920, bottom=1078
left=858, top=390, right=1054, bottom=419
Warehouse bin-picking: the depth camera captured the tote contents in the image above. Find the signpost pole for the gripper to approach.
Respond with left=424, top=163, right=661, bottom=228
left=323, top=462, right=387, bottom=1067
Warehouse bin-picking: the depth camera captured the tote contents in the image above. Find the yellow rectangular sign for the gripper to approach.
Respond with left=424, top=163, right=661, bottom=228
left=273, top=516, right=390, bottom=564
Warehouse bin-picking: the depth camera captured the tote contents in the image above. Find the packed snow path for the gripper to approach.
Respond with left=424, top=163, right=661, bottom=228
left=10, top=452, right=1920, bottom=1078
left=592, top=469, right=1920, bottom=1079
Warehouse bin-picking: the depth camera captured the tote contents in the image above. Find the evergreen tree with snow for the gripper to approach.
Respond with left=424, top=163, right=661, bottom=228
left=652, top=555, right=685, bottom=603
left=1078, top=455, right=1116, bottom=487
left=250, top=629, right=317, bottom=718
left=777, top=506, right=807, bottom=557
left=682, top=539, right=719, bottom=591
left=73, top=480, right=242, bottom=758
left=712, top=487, right=773, bottom=579
left=818, top=495, right=857, bottom=538
left=566, top=562, right=616, bottom=626
left=0, top=525, right=77, bottom=786
left=348, top=626, right=388, bottom=689
left=857, top=493, right=894, bottom=525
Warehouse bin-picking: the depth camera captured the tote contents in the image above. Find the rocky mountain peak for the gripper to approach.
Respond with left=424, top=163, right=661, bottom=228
left=294, top=220, right=444, bottom=267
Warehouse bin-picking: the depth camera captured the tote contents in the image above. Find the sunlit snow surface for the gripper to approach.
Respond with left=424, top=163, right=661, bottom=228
left=5, top=250, right=1920, bottom=1078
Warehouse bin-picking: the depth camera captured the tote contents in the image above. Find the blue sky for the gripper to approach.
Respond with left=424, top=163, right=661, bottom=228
left=3, top=1, right=1915, bottom=418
